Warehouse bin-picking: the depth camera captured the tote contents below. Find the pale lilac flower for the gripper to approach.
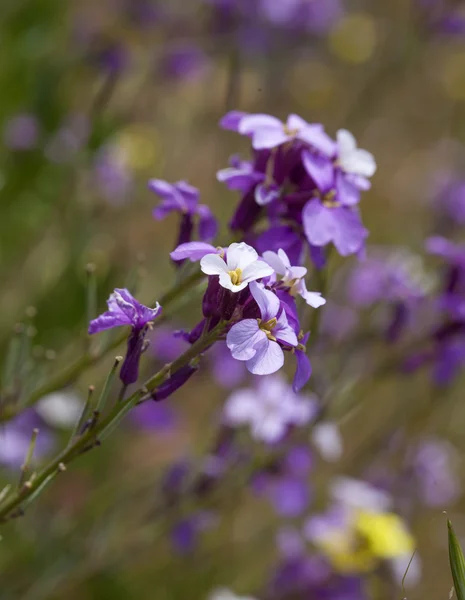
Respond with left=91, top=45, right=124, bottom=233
left=262, top=248, right=326, bottom=307
left=238, top=113, right=335, bottom=155
left=4, top=113, right=39, bottom=150
left=0, top=411, right=53, bottom=469
left=200, top=242, right=273, bottom=293
left=311, top=422, right=343, bottom=462
left=226, top=282, right=297, bottom=374
left=223, top=374, right=316, bottom=443
left=336, top=129, right=377, bottom=180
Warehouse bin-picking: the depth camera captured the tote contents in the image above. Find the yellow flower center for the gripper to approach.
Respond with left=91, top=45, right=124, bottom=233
left=228, top=268, right=242, bottom=285
left=283, top=124, right=300, bottom=137
left=322, top=189, right=339, bottom=208
left=258, top=317, right=278, bottom=341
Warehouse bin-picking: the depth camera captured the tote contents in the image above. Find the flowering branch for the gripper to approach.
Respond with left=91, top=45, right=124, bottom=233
left=0, top=269, right=205, bottom=423
left=0, top=319, right=224, bottom=524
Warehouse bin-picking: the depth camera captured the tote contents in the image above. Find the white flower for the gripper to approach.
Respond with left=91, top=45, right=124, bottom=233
left=200, top=242, right=273, bottom=293
left=262, top=248, right=326, bottom=308
left=208, top=588, right=257, bottom=600
left=37, top=391, right=84, bottom=429
left=311, top=422, right=343, bottom=462
left=223, top=375, right=317, bottom=443
left=336, top=129, right=377, bottom=178
left=330, top=477, right=392, bottom=513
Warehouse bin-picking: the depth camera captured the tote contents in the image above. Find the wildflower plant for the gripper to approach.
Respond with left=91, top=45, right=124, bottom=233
left=0, top=99, right=462, bottom=600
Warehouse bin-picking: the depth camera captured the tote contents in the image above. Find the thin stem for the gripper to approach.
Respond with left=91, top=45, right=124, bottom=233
left=0, top=321, right=224, bottom=523
left=0, top=270, right=205, bottom=423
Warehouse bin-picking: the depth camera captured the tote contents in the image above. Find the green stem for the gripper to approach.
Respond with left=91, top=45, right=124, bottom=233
left=0, top=270, right=205, bottom=423
left=0, top=321, right=224, bottom=523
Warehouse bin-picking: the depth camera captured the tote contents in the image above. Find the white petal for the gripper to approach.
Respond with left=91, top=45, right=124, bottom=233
left=252, top=414, right=286, bottom=443
left=241, top=260, right=274, bottom=283
left=246, top=339, right=284, bottom=375
left=218, top=271, right=248, bottom=292
left=277, top=248, right=292, bottom=269
left=286, top=114, right=308, bottom=132
left=311, top=422, right=343, bottom=462
left=200, top=253, right=228, bottom=276
left=337, top=129, right=357, bottom=154
left=226, top=242, right=258, bottom=270
left=262, top=251, right=286, bottom=275
left=37, top=391, right=84, bottom=428
left=341, top=149, right=376, bottom=178
left=331, top=477, right=392, bottom=512
left=298, top=281, right=327, bottom=308
left=223, top=390, right=260, bottom=425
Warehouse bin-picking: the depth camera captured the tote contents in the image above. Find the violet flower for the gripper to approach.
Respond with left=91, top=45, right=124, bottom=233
left=0, top=410, right=53, bottom=470
left=237, top=112, right=335, bottom=155
left=263, top=248, right=326, bottom=307
left=89, top=288, right=161, bottom=385
left=223, top=374, right=317, bottom=443
left=200, top=242, right=273, bottom=293
left=150, top=179, right=217, bottom=247
left=226, top=282, right=298, bottom=375
left=302, top=152, right=369, bottom=256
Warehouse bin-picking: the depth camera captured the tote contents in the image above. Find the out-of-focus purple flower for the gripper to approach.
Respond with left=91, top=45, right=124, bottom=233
left=226, top=282, right=298, bottom=375
left=89, top=289, right=161, bottom=385
left=217, top=155, right=265, bottom=193
left=201, top=242, right=273, bottom=293
left=408, top=438, right=461, bottom=507
left=159, top=43, right=210, bottom=82
left=223, top=374, right=317, bottom=443
left=149, top=325, right=189, bottom=362
left=171, top=511, right=216, bottom=555
left=4, top=113, right=39, bottom=150
left=269, top=476, right=310, bottom=517
left=0, top=410, right=53, bottom=469
left=238, top=113, right=335, bottom=154
left=259, top=0, right=344, bottom=34
left=130, top=401, right=177, bottom=432
left=150, top=179, right=217, bottom=245
left=210, top=341, right=247, bottom=389
left=94, top=143, right=133, bottom=205
left=347, top=248, right=431, bottom=307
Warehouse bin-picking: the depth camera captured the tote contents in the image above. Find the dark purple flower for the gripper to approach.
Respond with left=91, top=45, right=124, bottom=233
left=150, top=179, right=217, bottom=246
left=89, top=289, right=161, bottom=385
left=268, top=476, right=310, bottom=517
left=130, top=402, right=177, bottom=432
left=159, top=44, right=209, bottom=82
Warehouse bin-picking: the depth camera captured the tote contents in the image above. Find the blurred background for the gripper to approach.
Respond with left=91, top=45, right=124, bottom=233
left=1, top=0, right=465, bottom=598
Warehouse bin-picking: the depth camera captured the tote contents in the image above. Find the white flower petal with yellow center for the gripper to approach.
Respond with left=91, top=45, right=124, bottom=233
left=200, top=242, right=273, bottom=292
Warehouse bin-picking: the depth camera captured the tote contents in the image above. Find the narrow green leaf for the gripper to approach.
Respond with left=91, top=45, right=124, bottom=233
left=448, top=519, right=465, bottom=600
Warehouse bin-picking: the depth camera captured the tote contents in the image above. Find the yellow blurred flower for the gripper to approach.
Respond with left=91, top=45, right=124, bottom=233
left=329, top=14, right=377, bottom=64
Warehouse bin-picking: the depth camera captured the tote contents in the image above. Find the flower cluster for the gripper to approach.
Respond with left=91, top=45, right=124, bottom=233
left=218, top=112, right=376, bottom=262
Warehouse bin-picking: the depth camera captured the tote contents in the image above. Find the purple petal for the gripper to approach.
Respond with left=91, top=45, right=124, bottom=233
left=293, top=349, right=312, bottom=392
left=274, top=311, right=298, bottom=347
left=246, top=338, right=284, bottom=375
left=148, top=179, right=176, bottom=199
left=302, top=150, right=334, bottom=192
left=336, top=170, right=361, bottom=206
left=170, top=241, right=217, bottom=262
left=226, top=319, right=265, bottom=360
left=249, top=281, right=280, bottom=321
left=152, top=200, right=178, bottom=220
left=219, top=110, right=248, bottom=131
left=269, top=478, right=310, bottom=517
left=196, top=204, right=218, bottom=241
left=302, top=201, right=368, bottom=256
left=88, top=313, right=128, bottom=334
left=255, top=182, right=280, bottom=206
left=297, top=126, right=336, bottom=157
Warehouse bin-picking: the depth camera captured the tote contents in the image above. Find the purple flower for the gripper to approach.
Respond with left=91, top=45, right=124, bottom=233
left=94, top=143, right=133, bottom=205
left=159, top=43, right=209, bottom=82
left=223, top=374, right=317, bottom=442
left=263, top=248, right=326, bottom=307
left=89, top=289, right=161, bottom=385
left=217, top=155, right=265, bottom=193
left=0, top=410, right=53, bottom=470
left=200, top=242, right=273, bottom=293
left=209, top=341, right=247, bottom=389
left=150, top=179, right=217, bottom=245
left=170, top=241, right=218, bottom=262
left=238, top=113, right=335, bottom=155
left=226, top=282, right=298, bottom=374
left=269, top=476, right=310, bottom=517
left=131, top=402, right=177, bottom=432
